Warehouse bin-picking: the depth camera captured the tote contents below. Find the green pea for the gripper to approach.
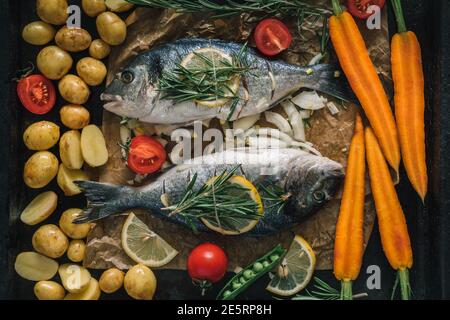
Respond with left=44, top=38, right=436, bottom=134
left=253, top=262, right=264, bottom=272
left=223, top=290, right=232, bottom=298
left=239, top=277, right=247, bottom=284
left=243, top=269, right=255, bottom=280
left=262, top=261, right=271, bottom=268
left=270, top=254, right=280, bottom=262
left=232, top=281, right=242, bottom=290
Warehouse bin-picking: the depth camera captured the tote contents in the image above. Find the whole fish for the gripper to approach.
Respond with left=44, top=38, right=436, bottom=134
left=102, top=38, right=353, bottom=124
left=74, top=148, right=344, bottom=236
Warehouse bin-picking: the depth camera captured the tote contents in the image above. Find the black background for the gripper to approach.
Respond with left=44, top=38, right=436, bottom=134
left=0, top=0, right=449, bottom=300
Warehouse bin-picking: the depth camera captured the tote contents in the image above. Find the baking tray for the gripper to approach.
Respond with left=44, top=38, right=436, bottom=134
left=0, top=0, right=449, bottom=300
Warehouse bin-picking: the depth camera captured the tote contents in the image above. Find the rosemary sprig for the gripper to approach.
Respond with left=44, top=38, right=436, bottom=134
left=258, top=183, right=291, bottom=214
left=162, top=166, right=261, bottom=233
left=291, top=277, right=368, bottom=300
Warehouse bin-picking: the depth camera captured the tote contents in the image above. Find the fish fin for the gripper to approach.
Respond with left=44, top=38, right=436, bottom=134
left=74, top=180, right=137, bottom=224
left=305, top=64, right=359, bottom=105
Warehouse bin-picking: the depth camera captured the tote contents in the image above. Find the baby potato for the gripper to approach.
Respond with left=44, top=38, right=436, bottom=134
left=34, top=281, right=65, bottom=300
left=82, top=0, right=107, bottom=18
left=59, top=208, right=92, bottom=239
left=55, top=26, right=92, bottom=52
left=59, top=263, right=91, bottom=293
left=89, top=39, right=111, bottom=60
left=23, top=121, right=60, bottom=151
left=23, top=151, right=59, bottom=189
left=76, top=57, right=107, bottom=86
left=36, top=0, right=68, bottom=25
left=96, top=12, right=127, bottom=46
left=60, top=105, right=90, bottom=130
left=20, top=191, right=58, bottom=226
left=32, top=224, right=69, bottom=259
left=22, top=21, right=56, bottom=45
left=59, top=75, right=90, bottom=105
left=57, top=164, right=89, bottom=196
left=60, top=130, right=84, bottom=169
left=15, top=252, right=59, bottom=281
left=65, top=278, right=101, bottom=300
left=37, top=46, right=73, bottom=80
left=67, top=240, right=86, bottom=263
left=81, top=125, right=109, bottom=167
left=105, top=0, right=134, bottom=13
left=124, top=264, right=157, bottom=300
left=99, top=268, right=124, bottom=294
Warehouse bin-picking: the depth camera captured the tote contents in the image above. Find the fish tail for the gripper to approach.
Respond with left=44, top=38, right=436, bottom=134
left=73, top=180, right=139, bottom=224
left=305, top=64, right=358, bottom=104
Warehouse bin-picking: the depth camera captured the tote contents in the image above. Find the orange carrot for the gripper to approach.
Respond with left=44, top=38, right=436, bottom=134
left=329, top=0, right=400, bottom=173
left=334, top=113, right=365, bottom=300
left=365, top=127, right=413, bottom=300
left=391, top=0, right=427, bottom=201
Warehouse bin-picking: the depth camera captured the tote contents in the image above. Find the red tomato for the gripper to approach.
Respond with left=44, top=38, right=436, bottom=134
left=127, top=136, right=166, bottom=175
left=187, top=243, right=228, bottom=284
left=254, top=18, right=292, bottom=56
left=347, top=0, right=386, bottom=20
left=17, top=74, right=56, bottom=115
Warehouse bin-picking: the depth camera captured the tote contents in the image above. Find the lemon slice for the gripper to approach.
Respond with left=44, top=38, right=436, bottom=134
left=180, top=47, right=241, bottom=108
left=201, top=175, right=264, bottom=235
left=266, top=235, right=316, bottom=296
left=121, top=213, right=178, bottom=267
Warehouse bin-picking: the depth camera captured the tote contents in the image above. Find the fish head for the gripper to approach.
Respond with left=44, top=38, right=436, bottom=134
left=101, top=53, right=162, bottom=119
left=285, top=158, right=344, bottom=218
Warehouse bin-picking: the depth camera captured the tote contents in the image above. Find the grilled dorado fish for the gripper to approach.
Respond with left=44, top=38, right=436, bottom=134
left=74, top=148, right=344, bottom=236
left=102, top=38, right=353, bottom=124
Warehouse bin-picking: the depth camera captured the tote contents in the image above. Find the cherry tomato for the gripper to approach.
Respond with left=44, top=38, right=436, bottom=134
left=187, top=243, right=228, bottom=284
left=17, top=74, right=56, bottom=115
left=254, top=18, right=292, bottom=56
left=127, top=136, right=166, bottom=175
left=347, top=0, right=386, bottom=20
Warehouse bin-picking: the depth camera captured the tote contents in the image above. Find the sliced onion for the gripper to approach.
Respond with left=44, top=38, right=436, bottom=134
left=119, top=125, right=131, bottom=145
left=291, top=91, right=327, bottom=110
left=290, top=112, right=306, bottom=142
left=252, top=128, right=294, bottom=144
left=265, top=111, right=293, bottom=136
left=308, top=53, right=324, bottom=66
left=292, top=141, right=322, bottom=156
left=233, top=114, right=261, bottom=132
left=246, top=136, right=290, bottom=149
left=326, top=101, right=340, bottom=115
left=300, top=109, right=312, bottom=119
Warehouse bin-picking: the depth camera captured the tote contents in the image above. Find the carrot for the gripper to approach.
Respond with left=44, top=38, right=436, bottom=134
left=329, top=0, right=400, bottom=173
left=365, top=127, right=413, bottom=300
left=391, top=0, right=427, bottom=201
left=333, top=113, right=365, bottom=300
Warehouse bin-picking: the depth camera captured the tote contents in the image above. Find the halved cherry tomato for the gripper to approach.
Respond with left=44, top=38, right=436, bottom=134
left=127, top=136, right=166, bottom=175
left=254, top=18, right=292, bottom=56
left=17, top=74, right=56, bottom=115
left=347, top=0, right=386, bottom=20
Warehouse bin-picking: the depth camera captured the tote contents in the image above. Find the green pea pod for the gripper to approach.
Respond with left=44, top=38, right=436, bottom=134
left=217, top=244, right=286, bottom=300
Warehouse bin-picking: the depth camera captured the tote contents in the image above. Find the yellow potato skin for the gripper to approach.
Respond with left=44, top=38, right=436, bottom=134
left=32, top=224, right=69, bottom=259
left=96, top=12, right=127, bottom=46
left=58, top=75, right=91, bottom=105
left=23, top=151, right=59, bottom=189
left=55, top=26, right=92, bottom=52
left=36, top=0, right=68, bottom=25
left=76, top=57, right=107, bottom=86
left=64, top=278, right=101, bottom=300
left=89, top=39, right=111, bottom=59
left=82, top=0, right=107, bottom=17
left=99, top=268, right=124, bottom=294
left=60, top=105, right=91, bottom=130
left=59, top=208, right=92, bottom=239
left=34, top=281, right=65, bottom=300
left=124, top=264, right=157, bottom=300
left=22, top=21, right=56, bottom=45
left=37, top=46, right=73, bottom=80
left=67, top=240, right=86, bottom=263
left=23, top=121, right=60, bottom=151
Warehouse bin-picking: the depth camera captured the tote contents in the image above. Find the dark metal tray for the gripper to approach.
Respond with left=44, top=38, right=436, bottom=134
left=1, top=0, right=449, bottom=300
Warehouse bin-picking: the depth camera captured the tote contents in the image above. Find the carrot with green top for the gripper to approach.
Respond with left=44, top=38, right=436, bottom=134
left=334, top=113, right=365, bottom=300
left=391, top=0, right=427, bottom=201
left=329, top=0, right=400, bottom=173
left=365, top=127, right=413, bottom=300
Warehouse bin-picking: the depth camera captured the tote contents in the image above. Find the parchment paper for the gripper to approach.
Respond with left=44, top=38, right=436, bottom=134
left=85, top=1, right=390, bottom=271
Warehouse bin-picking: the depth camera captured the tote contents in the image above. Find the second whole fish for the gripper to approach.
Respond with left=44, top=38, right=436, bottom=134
left=102, top=38, right=354, bottom=124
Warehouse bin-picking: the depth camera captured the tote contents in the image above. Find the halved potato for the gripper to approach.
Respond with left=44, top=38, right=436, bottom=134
left=58, top=263, right=91, bottom=293
left=60, top=130, right=84, bottom=169
left=20, top=191, right=58, bottom=225
left=57, top=164, right=89, bottom=196
left=14, top=252, right=59, bottom=281
left=81, top=125, right=108, bottom=167
left=64, top=278, right=101, bottom=300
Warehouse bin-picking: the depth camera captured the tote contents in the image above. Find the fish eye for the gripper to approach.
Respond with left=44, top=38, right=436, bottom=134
left=312, top=190, right=326, bottom=202
left=121, top=70, right=134, bottom=84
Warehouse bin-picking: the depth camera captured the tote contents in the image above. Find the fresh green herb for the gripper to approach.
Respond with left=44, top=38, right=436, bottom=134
left=258, top=183, right=291, bottom=214
left=291, top=277, right=369, bottom=300
left=162, top=165, right=260, bottom=233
